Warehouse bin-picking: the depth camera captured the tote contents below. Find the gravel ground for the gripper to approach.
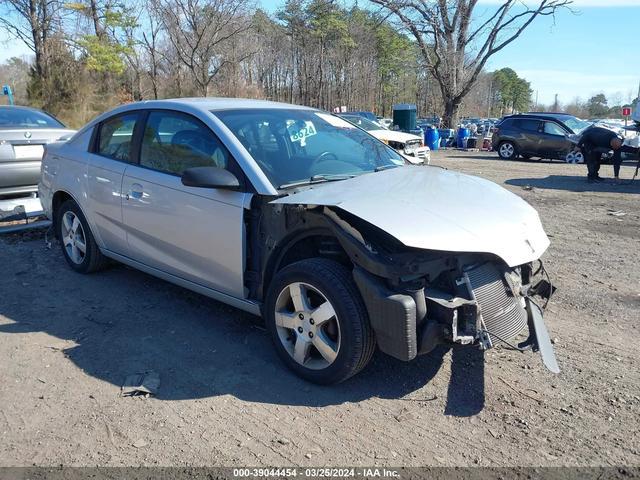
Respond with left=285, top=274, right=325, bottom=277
left=0, top=151, right=639, bottom=467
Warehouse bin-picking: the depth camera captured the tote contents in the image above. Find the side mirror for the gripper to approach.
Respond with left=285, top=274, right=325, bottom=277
left=181, top=166, right=240, bottom=190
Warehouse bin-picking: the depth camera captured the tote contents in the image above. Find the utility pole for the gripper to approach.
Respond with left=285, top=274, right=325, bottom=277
left=487, top=76, right=493, bottom=118
left=553, top=93, right=559, bottom=112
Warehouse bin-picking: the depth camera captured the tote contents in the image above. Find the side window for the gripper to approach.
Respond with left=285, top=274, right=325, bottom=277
left=140, top=111, right=229, bottom=176
left=96, top=113, right=139, bottom=162
left=516, top=119, right=541, bottom=132
left=544, top=122, right=567, bottom=136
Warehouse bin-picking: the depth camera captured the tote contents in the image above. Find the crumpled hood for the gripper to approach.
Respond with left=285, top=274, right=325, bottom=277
left=271, top=166, right=550, bottom=267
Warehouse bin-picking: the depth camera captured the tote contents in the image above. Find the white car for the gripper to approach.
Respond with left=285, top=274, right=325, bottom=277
left=379, top=117, right=393, bottom=128
left=39, top=98, right=558, bottom=384
left=339, top=114, right=430, bottom=164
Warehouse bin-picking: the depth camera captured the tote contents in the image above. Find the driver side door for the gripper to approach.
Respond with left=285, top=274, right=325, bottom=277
left=539, top=121, right=571, bottom=159
left=121, top=109, right=249, bottom=298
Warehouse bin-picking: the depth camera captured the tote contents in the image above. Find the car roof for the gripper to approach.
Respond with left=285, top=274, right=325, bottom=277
left=504, top=112, right=574, bottom=121
left=0, top=105, right=50, bottom=113
left=129, top=97, right=315, bottom=112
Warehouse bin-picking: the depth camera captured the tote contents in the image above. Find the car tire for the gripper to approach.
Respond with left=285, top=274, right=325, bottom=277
left=565, top=151, right=584, bottom=164
left=265, top=258, right=376, bottom=384
left=498, top=141, right=517, bottom=160
left=56, top=199, right=109, bottom=274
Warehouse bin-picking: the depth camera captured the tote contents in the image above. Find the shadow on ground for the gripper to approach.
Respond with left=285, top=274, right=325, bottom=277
left=0, top=239, right=485, bottom=417
left=506, top=174, right=640, bottom=194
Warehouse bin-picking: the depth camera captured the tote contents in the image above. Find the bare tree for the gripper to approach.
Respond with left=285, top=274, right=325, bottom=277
left=158, top=0, right=253, bottom=96
left=139, top=0, right=165, bottom=99
left=0, top=0, right=64, bottom=78
left=369, top=0, right=572, bottom=126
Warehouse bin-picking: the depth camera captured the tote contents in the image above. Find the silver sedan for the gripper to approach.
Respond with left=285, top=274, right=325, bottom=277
left=39, top=98, right=558, bottom=384
left=0, top=106, right=75, bottom=196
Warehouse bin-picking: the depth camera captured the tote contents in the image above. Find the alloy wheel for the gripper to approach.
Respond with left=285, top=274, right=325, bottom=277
left=274, top=282, right=341, bottom=370
left=565, top=151, right=584, bottom=164
left=499, top=143, right=515, bottom=158
left=61, top=211, right=87, bottom=265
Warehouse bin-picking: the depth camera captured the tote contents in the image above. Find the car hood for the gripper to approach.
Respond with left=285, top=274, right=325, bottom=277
left=271, top=166, right=550, bottom=267
left=369, top=130, right=422, bottom=144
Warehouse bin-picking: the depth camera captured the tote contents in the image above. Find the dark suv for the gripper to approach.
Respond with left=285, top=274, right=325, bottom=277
left=492, top=113, right=591, bottom=161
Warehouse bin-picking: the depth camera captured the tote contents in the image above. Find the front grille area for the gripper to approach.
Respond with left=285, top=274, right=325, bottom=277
left=465, top=263, right=528, bottom=341
left=415, top=148, right=429, bottom=160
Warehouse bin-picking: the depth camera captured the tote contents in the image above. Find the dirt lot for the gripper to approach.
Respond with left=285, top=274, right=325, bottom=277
left=1, top=151, right=639, bottom=467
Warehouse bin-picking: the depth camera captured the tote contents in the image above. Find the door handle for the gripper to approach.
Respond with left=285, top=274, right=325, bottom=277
left=127, top=183, right=144, bottom=200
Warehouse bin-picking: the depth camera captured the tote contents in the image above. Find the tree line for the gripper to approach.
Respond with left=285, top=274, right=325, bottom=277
left=0, top=0, right=572, bottom=128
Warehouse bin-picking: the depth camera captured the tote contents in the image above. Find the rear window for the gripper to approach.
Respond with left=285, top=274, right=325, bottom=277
left=0, top=108, right=65, bottom=129
left=96, top=113, right=139, bottom=162
left=514, top=119, right=541, bottom=132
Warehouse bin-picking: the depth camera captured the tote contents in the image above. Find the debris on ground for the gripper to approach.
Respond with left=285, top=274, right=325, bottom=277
left=132, top=438, right=149, bottom=448
left=607, top=210, right=627, bottom=217
left=121, top=371, right=160, bottom=397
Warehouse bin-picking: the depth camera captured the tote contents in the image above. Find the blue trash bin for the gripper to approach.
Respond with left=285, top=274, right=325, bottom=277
left=425, top=127, right=440, bottom=151
left=457, top=128, right=470, bottom=148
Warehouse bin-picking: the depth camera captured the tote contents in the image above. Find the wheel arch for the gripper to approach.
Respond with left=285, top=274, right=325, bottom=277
left=262, top=227, right=351, bottom=300
left=51, top=190, right=86, bottom=238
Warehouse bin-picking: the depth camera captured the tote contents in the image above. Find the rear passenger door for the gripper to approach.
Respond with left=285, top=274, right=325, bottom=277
left=87, top=111, right=142, bottom=254
left=515, top=119, right=543, bottom=156
left=121, top=109, right=249, bottom=298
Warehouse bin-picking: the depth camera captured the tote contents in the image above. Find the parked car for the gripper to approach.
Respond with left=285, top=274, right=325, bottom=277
left=40, top=98, right=558, bottom=384
left=339, top=114, right=430, bottom=164
left=0, top=106, right=75, bottom=196
left=492, top=113, right=592, bottom=161
left=378, top=117, right=393, bottom=129
left=345, top=111, right=378, bottom=122
left=417, top=115, right=442, bottom=130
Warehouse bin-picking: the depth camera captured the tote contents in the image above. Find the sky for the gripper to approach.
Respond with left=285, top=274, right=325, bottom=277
left=1, top=0, right=639, bottom=106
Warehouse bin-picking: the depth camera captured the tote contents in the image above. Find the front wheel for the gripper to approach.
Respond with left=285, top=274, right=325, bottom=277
left=265, top=259, right=375, bottom=384
left=498, top=141, right=517, bottom=160
left=565, top=151, right=584, bottom=164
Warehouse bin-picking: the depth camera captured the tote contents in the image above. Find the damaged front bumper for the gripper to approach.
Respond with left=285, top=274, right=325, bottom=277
left=353, top=260, right=559, bottom=374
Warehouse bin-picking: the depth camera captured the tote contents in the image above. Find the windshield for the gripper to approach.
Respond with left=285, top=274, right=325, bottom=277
left=563, top=116, right=591, bottom=134
left=0, top=107, right=65, bottom=129
left=340, top=115, right=384, bottom=132
left=214, top=109, right=404, bottom=189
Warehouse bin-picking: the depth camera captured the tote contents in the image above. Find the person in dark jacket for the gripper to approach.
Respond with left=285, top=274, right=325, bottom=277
left=578, top=126, right=637, bottom=182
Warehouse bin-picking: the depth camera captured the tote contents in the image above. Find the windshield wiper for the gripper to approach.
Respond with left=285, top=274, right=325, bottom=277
left=374, top=164, right=401, bottom=172
left=279, top=174, right=356, bottom=190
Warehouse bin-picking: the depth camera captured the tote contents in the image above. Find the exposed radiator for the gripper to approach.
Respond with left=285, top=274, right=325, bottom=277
left=465, top=263, right=528, bottom=341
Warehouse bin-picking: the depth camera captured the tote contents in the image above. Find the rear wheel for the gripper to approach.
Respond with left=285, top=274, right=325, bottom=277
left=498, top=141, right=517, bottom=160
left=56, top=199, right=108, bottom=273
left=265, top=258, right=375, bottom=384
